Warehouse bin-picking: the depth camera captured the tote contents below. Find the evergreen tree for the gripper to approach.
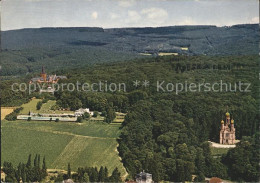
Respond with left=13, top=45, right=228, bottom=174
left=42, top=156, right=47, bottom=171
left=93, top=167, right=99, bottom=182
left=37, top=154, right=41, bottom=168
left=36, top=101, right=43, bottom=110
left=3, top=162, right=16, bottom=182
left=15, top=163, right=22, bottom=182
left=67, top=163, right=71, bottom=178
left=109, top=168, right=121, bottom=182
left=89, top=167, right=98, bottom=182
left=21, top=170, right=27, bottom=183
left=21, top=164, right=27, bottom=183
left=98, top=166, right=105, bottom=182
left=34, top=154, right=38, bottom=167
left=104, top=166, right=109, bottom=182
left=42, top=156, right=47, bottom=177
left=26, top=154, right=32, bottom=168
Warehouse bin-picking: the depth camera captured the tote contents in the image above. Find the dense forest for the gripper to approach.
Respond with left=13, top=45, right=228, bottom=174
left=2, top=25, right=258, bottom=55
left=0, top=47, right=142, bottom=77
left=1, top=54, right=259, bottom=182
left=1, top=24, right=259, bottom=77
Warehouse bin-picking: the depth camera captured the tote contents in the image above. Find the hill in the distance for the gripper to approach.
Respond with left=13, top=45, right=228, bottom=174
left=1, top=24, right=259, bottom=77
left=2, top=24, right=259, bottom=55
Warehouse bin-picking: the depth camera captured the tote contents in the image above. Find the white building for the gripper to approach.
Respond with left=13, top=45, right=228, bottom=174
left=136, top=171, right=153, bottom=183
left=75, top=108, right=94, bottom=116
left=39, top=86, right=55, bottom=94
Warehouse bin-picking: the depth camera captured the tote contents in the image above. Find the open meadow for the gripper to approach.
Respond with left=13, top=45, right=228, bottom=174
left=20, top=98, right=42, bottom=114
left=1, top=107, right=16, bottom=120
left=20, top=99, right=74, bottom=115
left=1, top=120, right=126, bottom=176
left=2, top=98, right=127, bottom=176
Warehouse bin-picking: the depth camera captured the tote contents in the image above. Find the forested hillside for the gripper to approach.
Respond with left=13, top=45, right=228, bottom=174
left=59, top=55, right=259, bottom=181
left=1, top=54, right=259, bottom=181
left=1, top=24, right=259, bottom=77
left=0, top=47, right=142, bottom=77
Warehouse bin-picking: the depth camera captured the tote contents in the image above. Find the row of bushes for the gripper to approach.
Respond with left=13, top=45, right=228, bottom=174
left=5, top=107, right=23, bottom=121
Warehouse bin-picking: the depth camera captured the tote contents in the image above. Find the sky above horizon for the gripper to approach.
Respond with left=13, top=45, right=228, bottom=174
left=1, top=0, right=259, bottom=31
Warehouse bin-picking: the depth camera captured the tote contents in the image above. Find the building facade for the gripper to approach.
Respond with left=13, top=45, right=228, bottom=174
left=219, top=112, right=236, bottom=145
left=136, top=171, right=153, bottom=183
left=30, top=66, right=67, bottom=83
left=75, top=108, right=94, bottom=116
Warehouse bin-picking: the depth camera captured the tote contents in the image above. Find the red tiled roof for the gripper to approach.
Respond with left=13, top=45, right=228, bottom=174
left=209, top=177, right=222, bottom=183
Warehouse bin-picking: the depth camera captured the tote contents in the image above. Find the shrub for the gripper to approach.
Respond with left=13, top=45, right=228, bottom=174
left=42, top=98, right=48, bottom=103
left=83, top=112, right=90, bottom=119
left=93, top=111, right=98, bottom=118
left=51, top=105, right=60, bottom=110
left=14, top=107, right=23, bottom=113
left=5, top=113, right=17, bottom=121
left=104, top=108, right=116, bottom=124
left=5, top=107, right=23, bottom=121
left=77, top=116, right=83, bottom=123
left=54, top=174, right=64, bottom=182
left=36, top=101, right=43, bottom=110
left=101, top=111, right=107, bottom=117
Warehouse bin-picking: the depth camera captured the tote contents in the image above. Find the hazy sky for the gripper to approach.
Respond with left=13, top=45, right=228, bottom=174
left=1, top=0, right=259, bottom=30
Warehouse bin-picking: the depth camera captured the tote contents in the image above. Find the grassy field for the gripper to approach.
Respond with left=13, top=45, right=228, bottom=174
left=20, top=98, right=42, bottom=114
left=40, top=100, right=56, bottom=113
left=1, top=107, right=16, bottom=120
left=1, top=120, right=126, bottom=176
left=20, top=99, right=74, bottom=114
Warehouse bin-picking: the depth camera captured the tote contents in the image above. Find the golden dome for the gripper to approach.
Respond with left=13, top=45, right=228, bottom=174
left=221, top=120, right=224, bottom=124
left=225, top=112, right=230, bottom=117
left=231, top=119, right=234, bottom=124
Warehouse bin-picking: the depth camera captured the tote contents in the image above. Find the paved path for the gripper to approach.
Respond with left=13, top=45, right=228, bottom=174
left=209, top=141, right=237, bottom=148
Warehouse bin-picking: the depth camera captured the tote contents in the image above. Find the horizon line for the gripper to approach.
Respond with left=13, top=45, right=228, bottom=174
left=1, top=23, right=258, bottom=32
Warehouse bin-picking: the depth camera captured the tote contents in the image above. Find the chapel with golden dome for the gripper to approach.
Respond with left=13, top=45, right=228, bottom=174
left=219, top=112, right=236, bottom=144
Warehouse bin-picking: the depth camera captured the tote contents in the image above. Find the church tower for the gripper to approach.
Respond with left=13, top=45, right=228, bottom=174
left=219, top=112, right=236, bottom=144
left=40, top=66, right=47, bottom=82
